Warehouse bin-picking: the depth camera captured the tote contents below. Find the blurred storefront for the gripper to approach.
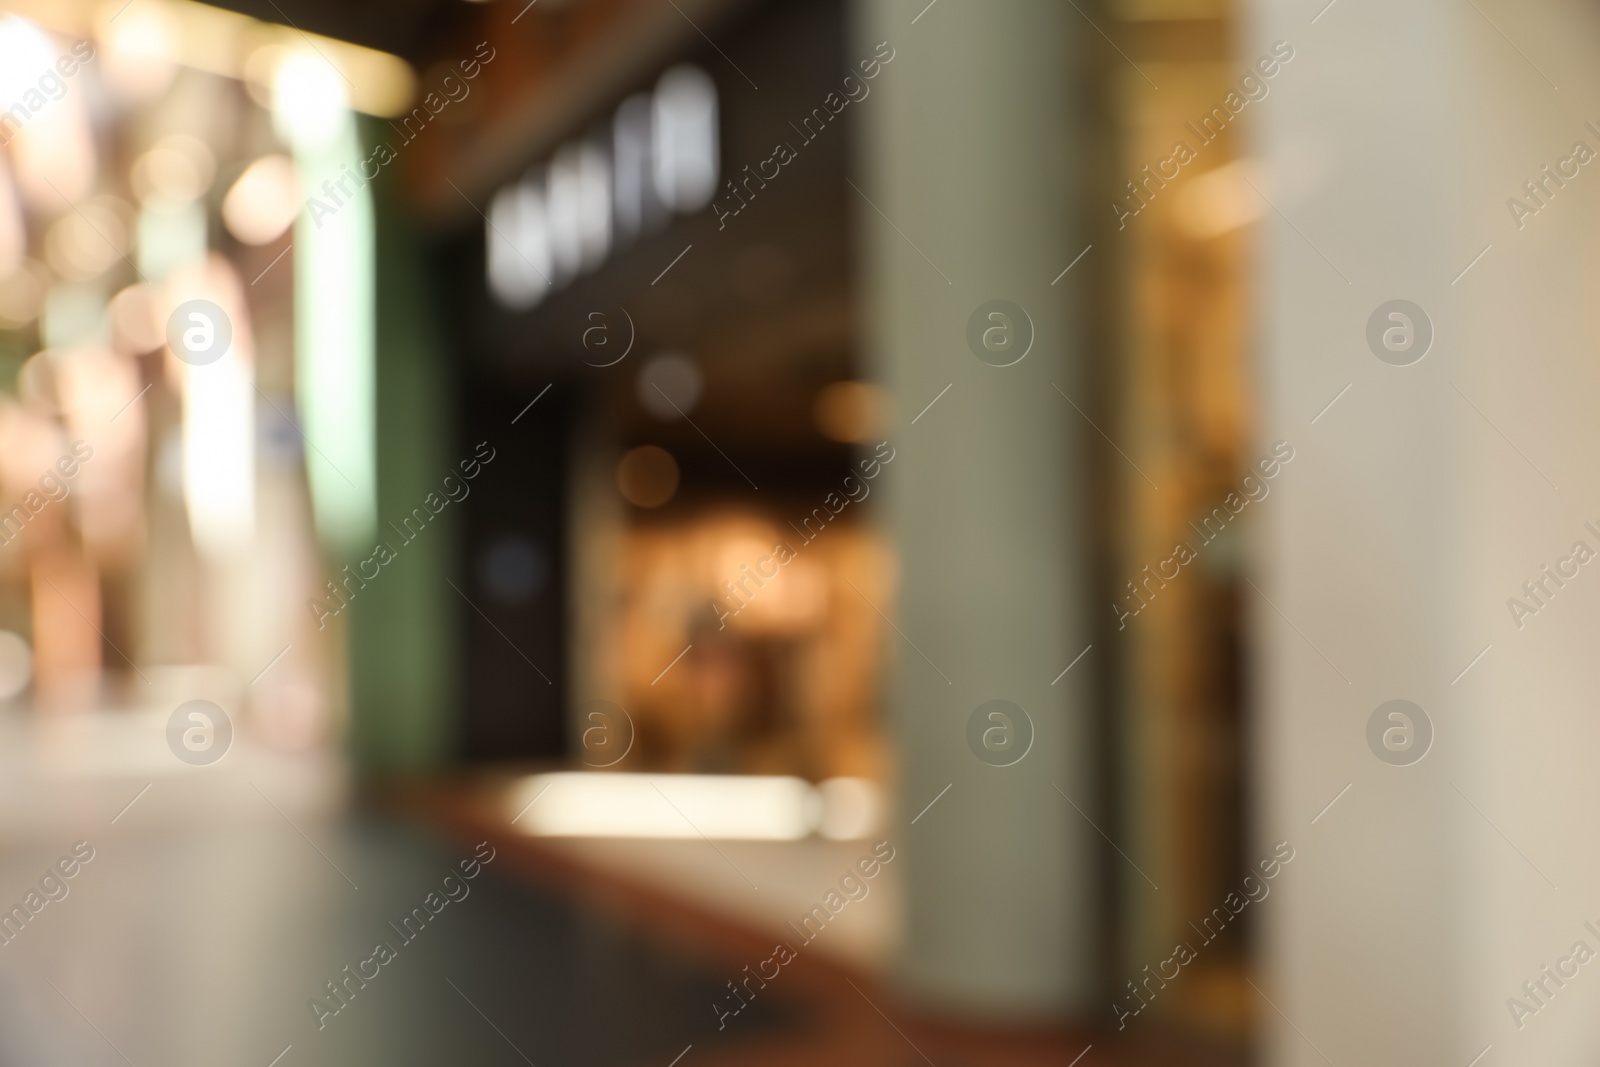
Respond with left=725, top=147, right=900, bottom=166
left=0, top=0, right=1263, bottom=1058
left=10, top=0, right=1594, bottom=1064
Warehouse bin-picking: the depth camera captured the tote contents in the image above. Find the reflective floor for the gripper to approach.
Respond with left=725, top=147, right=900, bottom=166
left=0, top=816, right=790, bottom=1067
left=0, top=703, right=1233, bottom=1067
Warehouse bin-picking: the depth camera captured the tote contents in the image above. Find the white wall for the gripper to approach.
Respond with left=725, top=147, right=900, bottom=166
left=1251, top=0, right=1600, bottom=1063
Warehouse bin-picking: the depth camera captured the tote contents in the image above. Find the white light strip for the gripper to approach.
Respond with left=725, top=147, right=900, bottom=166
left=277, top=66, right=377, bottom=551
left=652, top=65, right=717, bottom=213
left=509, top=773, right=880, bottom=841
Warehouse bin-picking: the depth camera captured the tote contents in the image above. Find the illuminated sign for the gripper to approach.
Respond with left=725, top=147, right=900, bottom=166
left=488, top=64, right=718, bottom=309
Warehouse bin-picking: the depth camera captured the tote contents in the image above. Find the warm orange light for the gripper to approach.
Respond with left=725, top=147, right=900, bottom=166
left=814, top=381, right=885, bottom=443
left=222, top=154, right=299, bottom=246
left=616, top=445, right=680, bottom=508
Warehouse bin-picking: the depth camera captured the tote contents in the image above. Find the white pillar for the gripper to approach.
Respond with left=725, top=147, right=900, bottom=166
left=855, top=0, right=1095, bottom=1018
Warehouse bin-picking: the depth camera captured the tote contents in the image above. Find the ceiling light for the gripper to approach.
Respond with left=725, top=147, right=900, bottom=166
left=272, top=51, right=348, bottom=150
left=96, top=2, right=179, bottom=102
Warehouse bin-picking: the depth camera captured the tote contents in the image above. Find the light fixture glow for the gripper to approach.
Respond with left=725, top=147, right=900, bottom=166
left=652, top=64, right=718, bottom=213
left=168, top=257, right=256, bottom=560
left=487, top=64, right=717, bottom=310
left=0, top=15, right=97, bottom=209
left=546, top=141, right=610, bottom=280
left=513, top=773, right=815, bottom=840
left=1173, top=159, right=1269, bottom=240
left=97, top=2, right=179, bottom=102
left=508, top=773, right=883, bottom=840
left=615, top=445, right=679, bottom=508
left=275, top=84, right=377, bottom=551
left=272, top=51, right=348, bottom=151
left=487, top=178, right=551, bottom=309
left=612, top=93, right=664, bottom=244
left=222, top=154, right=300, bottom=246
left=814, top=381, right=886, bottom=443
left=0, top=16, right=56, bottom=105
left=130, top=135, right=216, bottom=204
